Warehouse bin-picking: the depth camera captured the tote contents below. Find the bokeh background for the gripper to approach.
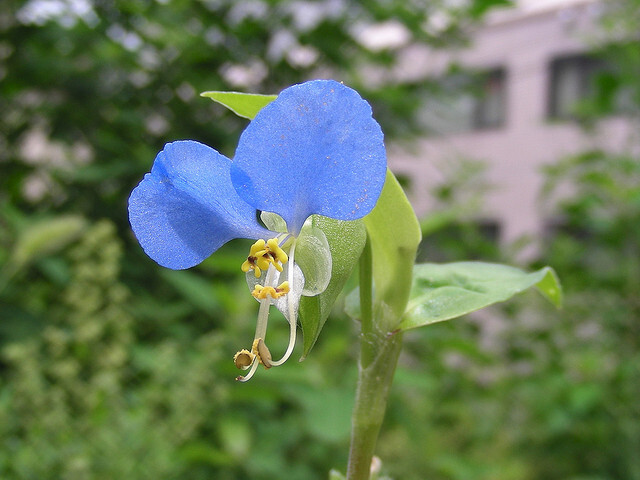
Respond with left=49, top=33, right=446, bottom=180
left=1, top=0, right=639, bottom=479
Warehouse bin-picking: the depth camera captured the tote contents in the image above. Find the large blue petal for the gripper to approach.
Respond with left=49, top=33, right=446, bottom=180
left=128, top=140, right=270, bottom=270
left=231, top=80, right=387, bottom=234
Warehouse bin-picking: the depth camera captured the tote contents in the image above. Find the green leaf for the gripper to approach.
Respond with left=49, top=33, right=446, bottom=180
left=10, top=215, right=87, bottom=268
left=200, top=91, right=277, bottom=119
left=400, top=262, right=562, bottom=331
left=364, top=169, right=422, bottom=321
left=299, top=216, right=366, bottom=359
left=0, top=215, right=88, bottom=292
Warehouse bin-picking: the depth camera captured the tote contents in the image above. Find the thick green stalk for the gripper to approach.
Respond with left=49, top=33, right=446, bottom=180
left=346, top=327, right=403, bottom=480
left=347, top=237, right=404, bottom=480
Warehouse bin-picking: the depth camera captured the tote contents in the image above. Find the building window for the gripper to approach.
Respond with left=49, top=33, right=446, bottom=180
left=421, top=67, right=507, bottom=136
left=547, top=54, right=606, bottom=119
left=474, top=68, right=507, bottom=129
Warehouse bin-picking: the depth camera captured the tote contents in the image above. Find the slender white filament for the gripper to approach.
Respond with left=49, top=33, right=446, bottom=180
left=236, top=355, right=260, bottom=382
left=254, top=264, right=276, bottom=340
left=270, top=239, right=297, bottom=366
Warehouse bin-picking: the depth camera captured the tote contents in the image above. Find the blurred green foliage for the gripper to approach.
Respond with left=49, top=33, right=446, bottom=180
left=1, top=0, right=639, bottom=479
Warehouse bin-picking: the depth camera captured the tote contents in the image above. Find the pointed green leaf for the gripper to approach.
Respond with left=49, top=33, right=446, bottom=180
left=364, top=169, right=422, bottom=321
left=11, top=215, right=87, bottom=269
left=299, top=216, right=366, bottom=359
left=200, top=91, right=277, bottom=119
left=0, top=215, right=88, bottom=291
left=400, top=262, right=562, bottom=330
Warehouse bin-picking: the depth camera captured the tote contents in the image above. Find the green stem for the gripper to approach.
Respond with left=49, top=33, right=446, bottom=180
left=346, top=327, right=403, bottom=480
left=347, top=236, right=404, bottom=480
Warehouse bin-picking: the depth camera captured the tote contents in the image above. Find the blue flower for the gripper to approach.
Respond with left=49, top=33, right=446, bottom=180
left=128, top=79, right=386, bottom=380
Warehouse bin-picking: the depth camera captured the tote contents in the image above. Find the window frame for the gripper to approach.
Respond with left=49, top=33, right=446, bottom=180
left=547, top=53, right=607, bottom=120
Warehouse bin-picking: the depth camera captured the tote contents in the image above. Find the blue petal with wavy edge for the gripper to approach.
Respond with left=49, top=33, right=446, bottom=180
left=128, top=140, right=270, bottom=270
left=231, top=80, right=387, bottom=235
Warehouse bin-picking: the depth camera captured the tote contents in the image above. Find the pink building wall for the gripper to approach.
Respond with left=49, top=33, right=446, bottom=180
left=389, top=0, right=633, bottom=248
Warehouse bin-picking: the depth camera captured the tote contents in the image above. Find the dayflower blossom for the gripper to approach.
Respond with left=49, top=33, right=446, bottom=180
left=128, top=79, right=386, bottom=381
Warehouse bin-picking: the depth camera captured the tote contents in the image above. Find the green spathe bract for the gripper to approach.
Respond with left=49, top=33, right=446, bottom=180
left=299, top=215, right=367, bottom=358
left=364, top=169, right=422, bottom=323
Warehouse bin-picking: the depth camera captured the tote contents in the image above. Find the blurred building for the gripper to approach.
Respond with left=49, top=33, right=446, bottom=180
left=388, top=0, right=632, bottom=251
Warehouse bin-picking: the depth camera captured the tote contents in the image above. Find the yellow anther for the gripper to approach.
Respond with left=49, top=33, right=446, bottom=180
left=266, top=238, right=288, bottom=264
left=252, top=338, right=272, bottom=369
left=241, top=259, right=258, bottom=276
left=241, top=239, right=272, bottom=278
left=241, top=237, right=288, bottom=278
left=251, top=281, right=290, bottom=300
left=251, top=285, right=266, bottom=299
left=241, top=257, right=270, bottom=278
left=250, top=239, right=266, bottom=255
left=234, top=349, right=255, bottom=370
left=276, top=281, right=290, bottom=294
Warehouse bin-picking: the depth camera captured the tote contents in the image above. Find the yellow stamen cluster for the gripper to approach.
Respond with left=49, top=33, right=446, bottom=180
left=251, top=281, right=290, bottom=300
left=241, top=238, right=289, bottom=278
